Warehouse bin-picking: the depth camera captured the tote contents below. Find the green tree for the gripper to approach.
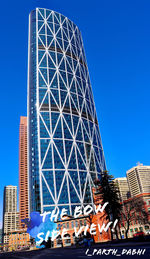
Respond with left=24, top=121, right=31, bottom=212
left=94, top=171, right=122, bottom=240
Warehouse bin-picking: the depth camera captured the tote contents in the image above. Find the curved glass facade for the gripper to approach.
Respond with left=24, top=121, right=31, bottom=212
left=28, top=8, right=106, bottom=214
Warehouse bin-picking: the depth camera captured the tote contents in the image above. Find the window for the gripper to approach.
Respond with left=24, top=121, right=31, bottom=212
left=63, top=223, right=65, bottom=228
left=80, top=220, right=83, bottom=226
left=145, top=225, right=149, bottom=230
left=64, top=234, right=71, bottom=245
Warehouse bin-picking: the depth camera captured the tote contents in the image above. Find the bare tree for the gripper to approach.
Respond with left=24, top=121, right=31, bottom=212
left=120, top=197, right=149, bottom=239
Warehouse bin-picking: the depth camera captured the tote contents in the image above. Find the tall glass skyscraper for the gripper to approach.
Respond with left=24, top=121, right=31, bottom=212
left=28, top=8, right=106, bottom=214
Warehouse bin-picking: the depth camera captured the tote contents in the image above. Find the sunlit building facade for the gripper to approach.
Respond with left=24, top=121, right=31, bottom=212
left=19, top=116, right=29, bottom=228
left=28, top=8, right=106, bottom=214
left=9, top=230, right=30, bottom=251
left=2, top=186, right=19, bottom=244
left=127, top=164, right=150, bottom=197
left=114, top=177, right=130, bottom=202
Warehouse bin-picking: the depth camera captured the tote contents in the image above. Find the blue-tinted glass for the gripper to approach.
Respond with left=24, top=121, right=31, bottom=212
left=29, top=8, right=106, bottom=215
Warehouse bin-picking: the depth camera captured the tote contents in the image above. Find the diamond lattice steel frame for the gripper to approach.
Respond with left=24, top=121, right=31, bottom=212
left=28, top=8, right=106, bottom=215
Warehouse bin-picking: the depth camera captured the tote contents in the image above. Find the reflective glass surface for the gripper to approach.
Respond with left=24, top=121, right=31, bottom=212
left=28, top=8, right=106, bottom=214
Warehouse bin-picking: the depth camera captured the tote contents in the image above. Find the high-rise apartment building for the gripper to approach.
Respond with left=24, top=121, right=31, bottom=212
left=127, top=164, right=150, bottom=197
left=117, top=165, right=150, bottom=239
left=2, top=186, right=19, bottom=244
left=114, top=177, right=130, bottom=202
left=19, top=116, right=29, bottom=228
left=28, top=8, right=106, bottom=214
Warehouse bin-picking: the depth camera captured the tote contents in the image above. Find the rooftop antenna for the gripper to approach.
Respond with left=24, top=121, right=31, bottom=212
left=136, top=162, right=143, bottom=166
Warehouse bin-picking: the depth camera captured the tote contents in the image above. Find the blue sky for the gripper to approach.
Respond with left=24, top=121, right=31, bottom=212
left=0, top=0, right=150, bottom=226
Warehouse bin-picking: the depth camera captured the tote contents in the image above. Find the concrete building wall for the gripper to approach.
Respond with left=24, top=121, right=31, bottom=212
left=2, top=186, right=19, bottom=244
left=114, top=177, right=130, bottom=202
left=127, top=165, right=150, bottom=196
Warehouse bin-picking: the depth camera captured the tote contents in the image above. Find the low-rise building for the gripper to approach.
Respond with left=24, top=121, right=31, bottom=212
left=8, top=229, right=30, bottom=251
left=119, top=193, right=150, bottom=238
left=54, top=185, right=111, bottom=247
left=54, top=215, right=89, bottom=247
